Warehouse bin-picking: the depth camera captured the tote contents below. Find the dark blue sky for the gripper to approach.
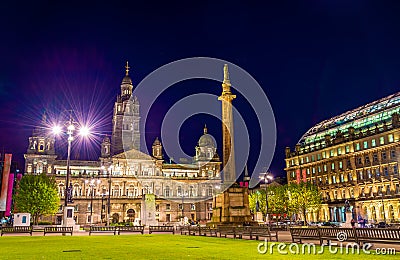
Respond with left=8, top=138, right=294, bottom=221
left=1, top=1, right=400, bottom=179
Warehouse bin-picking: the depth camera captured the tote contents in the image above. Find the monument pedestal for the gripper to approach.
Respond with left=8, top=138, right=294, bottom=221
left=210, top=185, right=252, bottom=226
left=254, top=212, right=264, bottom=223
left=140, top=194, right=157, bottom=226
left=62, top=206, right=81, bottom=232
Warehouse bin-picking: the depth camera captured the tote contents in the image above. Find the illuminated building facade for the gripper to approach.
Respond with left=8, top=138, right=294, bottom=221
left=285, top=92, right=400, bottom=224
left=24, top=64, right=221, bottom=225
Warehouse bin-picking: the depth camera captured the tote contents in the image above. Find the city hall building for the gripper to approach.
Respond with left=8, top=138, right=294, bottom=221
left=285, top=92, right=400, bottom=224
left=24, top=63, right=221, bottom=225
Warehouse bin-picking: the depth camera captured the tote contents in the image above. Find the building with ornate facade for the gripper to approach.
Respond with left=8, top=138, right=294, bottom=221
left=285, top=92, right=400, bottom=224
left=24, top=63, right=221, bottom=225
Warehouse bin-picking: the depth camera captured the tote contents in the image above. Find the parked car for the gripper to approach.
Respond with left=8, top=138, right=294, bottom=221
left=377, top=222, right=389, bottom=228
left=321, top=221, right=339, bottom=227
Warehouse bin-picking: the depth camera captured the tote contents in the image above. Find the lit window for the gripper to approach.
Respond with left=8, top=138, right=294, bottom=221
left=317, top=154, right=321, bottom=160
left=322, top=152, right=326, bottom=159
left=339, top=161, right=343, bottom=169
left=312, top=167, right=316, bottom=174
left=356, top=143, right=360, bottom=151
left=337, top=148, right=342, bottom=155
left=345, top=145, right=350, bottom=153
left=372, top=139, right=376, bottom=147
left=165, top=186, right=170, bottom=197
left=311, top=155, right=315, bottom=162
left=323, top=165, right=327, bottom=172
left=306, top=157, right=309, bottom=163
left=359, top=171, right=363, bottom=180
left=375, top=168, right=380, bottom=177
left=388, top=134, right=394, bottom=143
left=332, top=176, right=336, bottom=183
left=380, top=136, right=385, bottom=145
left=331, top=163, right=335, bottom=170
left=363, top=141, right=368, bottom=149
left=330, top=150, right=334, bottom=157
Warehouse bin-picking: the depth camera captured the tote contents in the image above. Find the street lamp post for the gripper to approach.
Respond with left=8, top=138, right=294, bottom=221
left=259, top=172, right=273, bottom=223
left=181, top=191, right=188, bottom=223
left=85, top=178, right=100, bottom=226
left=380, top=189, right=387, bottom=223
left=52, top=113, right=90, bottom=227
left=107, top=165, right=113, bottom=226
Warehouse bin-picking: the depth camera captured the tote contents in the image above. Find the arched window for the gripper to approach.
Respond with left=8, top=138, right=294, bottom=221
left=59, top=184, right=65, bottom=197
left=388, top=205, right=394, bottom=221
left=207, top=186, right=213, bottom=197
left=114, top=185, right=120, bottom=196
left=128, top=185, right=134, bottom=197
left=73, top=184, right=80, bottom=197
left=165, top=186, right=170, bottom=197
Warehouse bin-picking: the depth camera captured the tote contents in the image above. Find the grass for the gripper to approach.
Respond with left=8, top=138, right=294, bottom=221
left=0, top=234, right=397, bottom=259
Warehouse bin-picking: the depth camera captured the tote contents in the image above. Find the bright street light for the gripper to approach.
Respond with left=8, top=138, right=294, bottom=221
left=52, top=125, right=62, bottom=135
left=51, top=112, right=91, bottom=228
left=79, top=126, right=90, bottom=137
left=259, top=171, right=274, bottom=223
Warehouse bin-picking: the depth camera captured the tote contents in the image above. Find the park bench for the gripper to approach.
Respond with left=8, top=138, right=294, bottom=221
left=149, top=225, right=175, bottom=234
left=217, top=226, right=239, bottom=238
left=289, top=227, right=320, bottom=244
left=117, top=226, right=144, bottom=235
left=355, top=228, right=400, bottom=245
left=44, top=226, right=73, bottom=236
left=243, top=226, right=278, bottom=241
left=180, top=226, right=191, bottom=235
left=318, top=227, right=357, bottom=245
left=89, top=226, right=117, bottom=235
left=196, top=226, right=217, bottom=237
left=1, top=226, right=33, bottom=236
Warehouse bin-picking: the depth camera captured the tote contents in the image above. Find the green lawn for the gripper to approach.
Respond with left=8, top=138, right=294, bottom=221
left=0, top=235, right=396, bottom=259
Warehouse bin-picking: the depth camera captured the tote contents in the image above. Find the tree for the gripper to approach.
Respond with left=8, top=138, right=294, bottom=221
left=287, top=182, right=322, bottom=223
left=14, top=174, right=60, bottom=225
left=250, top=182, right=322, bottom=223
left=267, top=185, right=289, bottom=215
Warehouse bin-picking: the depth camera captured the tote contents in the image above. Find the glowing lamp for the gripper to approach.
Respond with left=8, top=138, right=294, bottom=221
left=79, top=126, right=90, bottom=137
left=52, top=125, right=62, bottom=135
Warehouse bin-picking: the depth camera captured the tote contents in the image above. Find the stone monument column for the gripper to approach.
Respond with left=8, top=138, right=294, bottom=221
left=218, top=64, right=236, bottom=186
left=210, top=64, right=252, bottom=225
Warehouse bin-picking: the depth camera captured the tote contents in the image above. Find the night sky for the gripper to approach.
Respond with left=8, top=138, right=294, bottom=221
left=1, top=1, right=400, bottom=181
